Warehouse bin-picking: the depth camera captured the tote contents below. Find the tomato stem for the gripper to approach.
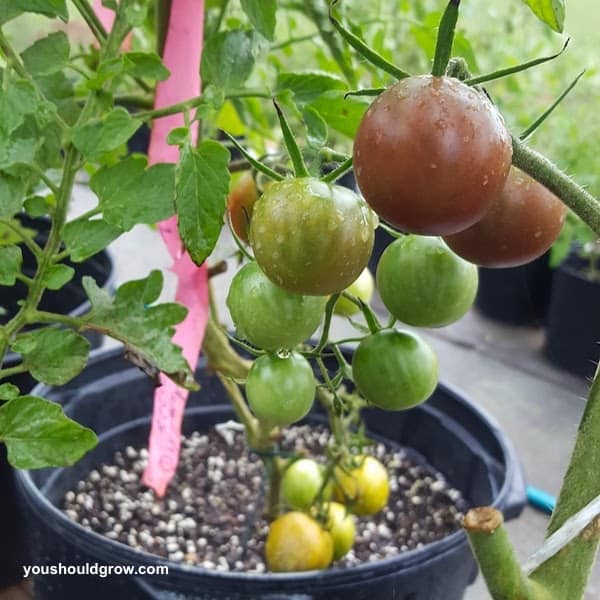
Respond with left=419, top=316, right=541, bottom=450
left=328, top=0, right=410, bottom=81
left=273, top=100, right=309, bottom=178
left=222, top=131, right=285, bottom=182
left=431, top=0, right=460, bottom=77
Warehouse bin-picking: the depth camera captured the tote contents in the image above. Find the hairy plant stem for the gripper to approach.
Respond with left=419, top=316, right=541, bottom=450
left=511, top=136, right=600, bottom=236
left=72, top=0, right=108, bottom=42
left=0, top=218, right=43, bottom=260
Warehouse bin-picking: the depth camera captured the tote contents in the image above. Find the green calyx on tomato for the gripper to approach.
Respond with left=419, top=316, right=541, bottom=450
left=334, top=455, right=390, bottom=516
left=249, top=177, right=376, bottom=296
left=246, top=351, right=315, bottom=427
left=334, top=267, right=375, bottom=317
left=281, top=458, right=332, bottom=510
left=353, top=75, right=512, bottom=236
left=227, top=262, right=327, bottom=351
left=352, top=329, right=438, bottom=411
left=376, top=235, right=478, bottom=327
left=265, top=512, right=333, bottom=572
left=444, top=167, right=567, bottom=268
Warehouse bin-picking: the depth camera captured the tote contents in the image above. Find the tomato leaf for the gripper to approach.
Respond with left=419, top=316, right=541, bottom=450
left=276, top=71, right=346, bottom=107
left=42, top=264, right=75, bottom=291
left=175, top=140, right=231, bottom=265
left=21, top=32, right=70, bottom=76
left=72, top=107, right=142, bottom=161
left=123, top=52, right=170, bottom=81
left=13, top=328, right=90, bottom=386
left=0, top=173, right=25, bottom=218
left=521, top=0, right=565, bottom=32
left=0, top=396, right=97, bottom=469
left=240, top=0, right=277, bottom=41
left=303, top=106, right=328, bottom=148
left=0, top=384, right=20, bottom=401
left=91, top=156, right=175, bottom=230
left=63, top=218, right=122, bottom=262
left=201, top=29, right=265, bottom=93
left=0, top=80, right=39, bottom=137
left=0, top=246, right=22, bottom=286
left=12, top=0, right=68, bottom=21
left=81, top=272, right=196, bottom=389
left=307, top=91, right=370, bottom=139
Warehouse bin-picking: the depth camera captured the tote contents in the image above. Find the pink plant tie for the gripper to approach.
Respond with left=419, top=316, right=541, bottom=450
left=134, top=0, right=207, bottom=496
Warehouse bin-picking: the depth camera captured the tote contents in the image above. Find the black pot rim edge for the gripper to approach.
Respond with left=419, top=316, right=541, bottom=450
left=15, top=346, right=520, bottom=584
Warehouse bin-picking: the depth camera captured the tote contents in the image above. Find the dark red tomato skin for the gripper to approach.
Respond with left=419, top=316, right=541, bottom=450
left=353, top=75, right=512, bottom=236
left=444, top=168, right=567, bottom=268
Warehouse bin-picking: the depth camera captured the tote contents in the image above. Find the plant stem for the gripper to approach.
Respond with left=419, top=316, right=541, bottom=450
left=511, top=136, right=600, bottom=236
left=202, top=317, right=252, bottom=380
left=529, top=366, right=600, bottom=598
left=216, top=374, right=259, bottom=443
left=72, top=0, right=108, bottom=42
left=0, top=219, right=44, bottom=260
left=0, top=364, right=28, bottom=381
left=464, top=507, right=551, bottom=600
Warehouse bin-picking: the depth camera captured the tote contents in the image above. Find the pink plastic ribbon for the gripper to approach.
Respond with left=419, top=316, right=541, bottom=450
left=141, top=0, right=208, bottom=497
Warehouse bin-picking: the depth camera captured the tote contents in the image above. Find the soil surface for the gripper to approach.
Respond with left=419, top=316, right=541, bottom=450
left=61, top=424, right=467, bottom=573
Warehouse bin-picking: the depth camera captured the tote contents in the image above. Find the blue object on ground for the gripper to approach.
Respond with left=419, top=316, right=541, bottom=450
left=527, top=485, right=556, bottom=514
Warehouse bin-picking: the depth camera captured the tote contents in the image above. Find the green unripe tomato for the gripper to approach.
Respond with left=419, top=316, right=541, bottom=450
left=376, top=235, right=478, bottom=328
left=246, top=352, right=315, bottom=427
left=352, top=329, right=438, bottom=410
left=227, top=262, right=327, bottom=351
left=281, top=459, right=332, bottom=510
left=334, top=268, right=374, bottom=317
left=249, top=178, right=376, bottom=296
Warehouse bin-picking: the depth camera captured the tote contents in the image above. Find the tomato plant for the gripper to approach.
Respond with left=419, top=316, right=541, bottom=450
left=245, top=352, right=315, bottom=427
left=376, top=235, right=478, bottom=327
left=444, top=167, right=567, bottom=267
left=249, top=178, right=376, bottom=295
left=353, top=76, right=513, bottom=236
left=281, top=458, right=332, bottom=510
left=352, top=329, right=439, bottom=410
left=227, top=172, right=258, bottom=243
left=265, top=512, right=333, bottom=572
left=334, top=455, right=390, bottom=516
left=227, top=262, right=327, bottom=351
left=334, top=268, right=375, bottom=317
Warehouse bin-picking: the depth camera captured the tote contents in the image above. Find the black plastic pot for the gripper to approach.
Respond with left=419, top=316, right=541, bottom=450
left=15, top=348, right=526, bottom=600
left=474, top=252, right=554, bottom=326
left=544, top=255, right=600, bottom=377
left=1, top=215, right=115, bottom=590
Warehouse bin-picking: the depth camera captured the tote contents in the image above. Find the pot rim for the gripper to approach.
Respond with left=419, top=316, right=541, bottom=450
left=14, top=346, right=522, bottom=585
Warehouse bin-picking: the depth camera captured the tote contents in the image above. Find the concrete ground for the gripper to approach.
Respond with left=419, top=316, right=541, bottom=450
left=2, top=182, right=598, bottom=598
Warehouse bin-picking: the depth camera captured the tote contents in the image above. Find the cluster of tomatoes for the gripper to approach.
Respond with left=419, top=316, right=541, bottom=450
left=225, top=73, right=567, bottom=572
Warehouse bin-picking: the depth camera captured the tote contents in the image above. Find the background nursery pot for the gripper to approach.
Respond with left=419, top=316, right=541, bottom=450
left=0, top=215, right=115, bottom=590
left=544, top=252, right=600, bottom=377
left=474, top=252, right=554, bottom=326
left=15, top=348, right=526, bottom=600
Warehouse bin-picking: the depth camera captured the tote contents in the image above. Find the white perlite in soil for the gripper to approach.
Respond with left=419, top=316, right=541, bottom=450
left=62, top=424, right=467, bottom=573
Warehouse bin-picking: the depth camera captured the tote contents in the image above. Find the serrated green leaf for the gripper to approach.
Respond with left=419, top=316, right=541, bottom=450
left=123, top=52, right=170, bottom=81
left=307, top=91, right=369, bottom=139
left=175, top=141, right=230, bottom=266
left=81, top=273, right=194, bottom=388
left=276, top=71, right=346, bottom=107
left=303, top=106, right=328, bottom=148
left=0, top=246, right=22, bottom=286
left=15, top=328, right=90, bottom=386
left=0, top=134, right=41, bottom=170
left=21, top=32, right=70, bottom=76
left=0, top=80, right=39, bottom=136
left=0, top=384, right=20, bottom=401
left=522, top=0, right=565, bottom=32
left=0, top=172, right=25, bottom=217
left=91, top=156, right=175, bottom=230
left=72, top=108, right=142, bottom=161
left=0, top=396, right=97, bottom=469
left=13, top=0, right=68, bottom=21
left=63, top=218, right=122, bottom=262
left=23, top=195, right=49, bottom=217
left=43, top=264, right=75, bottom=290
left=201, top=29, right=265, bottom=92
left=240, top=0, right=277, bottom=40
